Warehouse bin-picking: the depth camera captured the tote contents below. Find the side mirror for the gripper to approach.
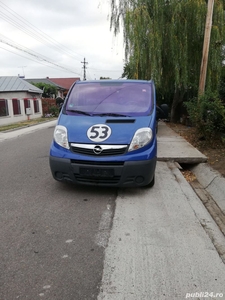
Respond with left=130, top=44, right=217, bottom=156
left=156, top=104, right=169, bottom=120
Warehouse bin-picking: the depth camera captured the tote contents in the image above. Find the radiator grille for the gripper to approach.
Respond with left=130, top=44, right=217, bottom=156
left=70, top=143, right=128, bottom=156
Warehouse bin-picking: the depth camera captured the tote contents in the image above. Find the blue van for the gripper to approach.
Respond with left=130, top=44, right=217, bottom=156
left=49, top=79, right=168, bottom=188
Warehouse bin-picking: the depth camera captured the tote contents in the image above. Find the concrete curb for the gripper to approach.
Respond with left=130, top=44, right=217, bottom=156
left=191, top=163, right=225, bottom=215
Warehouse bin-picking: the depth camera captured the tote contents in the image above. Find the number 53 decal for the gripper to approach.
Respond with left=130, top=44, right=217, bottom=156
left=87, top=124, right=112, bottom=142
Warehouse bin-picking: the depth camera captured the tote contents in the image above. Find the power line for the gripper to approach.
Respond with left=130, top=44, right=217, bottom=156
left=0, top=1, right=83, bottom=61
left=0, top=37, right=81, bottom=75
left=0, top=45, right=76, bottom=74
left=0, top=0, right=123, bottom=77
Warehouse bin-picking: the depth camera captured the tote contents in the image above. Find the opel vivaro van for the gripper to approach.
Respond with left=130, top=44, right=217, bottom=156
left=49, top=79, right=168, bottom=188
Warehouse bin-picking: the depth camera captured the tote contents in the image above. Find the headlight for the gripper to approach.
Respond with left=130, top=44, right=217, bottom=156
left=54, top=125, right=69, bottom=149
left=128, top=128, right=153, bottom=152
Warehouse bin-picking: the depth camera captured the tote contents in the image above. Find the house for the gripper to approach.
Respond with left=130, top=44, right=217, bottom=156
left=25, top=77, right=65, bottom=98
left=48, top=77, right=80, bottom=97
left=0, top=76, right=43, bottom=126
left=26, top=77, right=80, bottom=98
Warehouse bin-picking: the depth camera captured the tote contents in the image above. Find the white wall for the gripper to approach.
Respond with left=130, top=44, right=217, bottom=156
left=0, top=91, right=43, bottom=126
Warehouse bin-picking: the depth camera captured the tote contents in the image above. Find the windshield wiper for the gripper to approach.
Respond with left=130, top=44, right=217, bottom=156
left=67, top=109, right=91, bottom=116
left=95, top=113, right=129, bottom=117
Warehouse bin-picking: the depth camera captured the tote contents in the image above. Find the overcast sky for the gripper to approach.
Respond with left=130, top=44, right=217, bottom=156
left=0, top=0, right=125, bottom=80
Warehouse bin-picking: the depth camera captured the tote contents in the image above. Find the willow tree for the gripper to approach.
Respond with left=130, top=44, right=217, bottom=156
left=109, top=0, right=225, bottom=122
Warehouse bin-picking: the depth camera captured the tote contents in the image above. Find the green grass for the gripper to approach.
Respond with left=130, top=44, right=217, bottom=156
left=0, top=117, right=57, bottom=132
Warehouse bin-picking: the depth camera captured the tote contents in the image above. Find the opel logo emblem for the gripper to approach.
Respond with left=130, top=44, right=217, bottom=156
left=93, top=145, right=103, bottom=155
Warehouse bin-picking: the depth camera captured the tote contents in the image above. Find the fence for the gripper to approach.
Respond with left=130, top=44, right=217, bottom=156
left=41, top=98, right=57, bottom=115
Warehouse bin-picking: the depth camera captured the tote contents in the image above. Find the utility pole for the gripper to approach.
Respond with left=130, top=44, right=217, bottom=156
left=81, top=58, right=88, bottom=81
left=198, top=0, right=214, bottom=96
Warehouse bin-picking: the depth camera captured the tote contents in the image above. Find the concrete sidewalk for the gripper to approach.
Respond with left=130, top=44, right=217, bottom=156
left=157, top=121, right=225, bottom=217
left=157, top=121, right=207, bottom=163
left=98, top=161, right=225, bottom=299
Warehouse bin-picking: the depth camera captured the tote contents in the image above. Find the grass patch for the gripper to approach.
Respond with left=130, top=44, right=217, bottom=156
left=0, top=117, right=57, bottom=132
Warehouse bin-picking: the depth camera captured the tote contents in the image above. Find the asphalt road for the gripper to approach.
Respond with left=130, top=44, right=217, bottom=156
left=0, top=126, right=117, bottom=300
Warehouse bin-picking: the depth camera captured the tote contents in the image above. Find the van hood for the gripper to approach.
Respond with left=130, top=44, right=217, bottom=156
left=58, top=114, right=155, bottom=144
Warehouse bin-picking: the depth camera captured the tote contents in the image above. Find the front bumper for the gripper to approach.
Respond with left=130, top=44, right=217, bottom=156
left=49, top=156, right=157, bottom=187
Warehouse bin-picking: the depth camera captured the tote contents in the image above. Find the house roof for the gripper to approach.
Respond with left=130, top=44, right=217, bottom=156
left=0, top=76, right=43, bottom=93
left=48, top=77, right=80, bottom=90
left=25, top=78, right=65, bottom=89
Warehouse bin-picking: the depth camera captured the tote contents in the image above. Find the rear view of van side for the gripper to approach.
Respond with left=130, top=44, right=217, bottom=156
left=49, top=79, right=167, bottom=188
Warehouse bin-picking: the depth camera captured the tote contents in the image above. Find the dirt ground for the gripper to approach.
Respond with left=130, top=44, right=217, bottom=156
left=167, top=122, right=225, bottom=178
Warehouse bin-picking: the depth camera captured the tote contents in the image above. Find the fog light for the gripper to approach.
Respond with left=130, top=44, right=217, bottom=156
left=135, top=176, right=144, bottom=184
left=55, top=172, right=63, bottom=180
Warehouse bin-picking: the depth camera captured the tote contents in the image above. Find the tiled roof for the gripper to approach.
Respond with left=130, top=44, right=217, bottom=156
left=0, top=76, right=43, bottom=93
left=48, top=77, right=80, bottom=90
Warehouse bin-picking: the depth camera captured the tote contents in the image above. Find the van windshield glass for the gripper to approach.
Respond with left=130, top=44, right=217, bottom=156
left=66, top=82, right=153, bottom=116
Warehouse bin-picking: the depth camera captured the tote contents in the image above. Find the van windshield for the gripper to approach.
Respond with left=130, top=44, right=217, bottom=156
left=66, top=81, right=153, bottom=116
